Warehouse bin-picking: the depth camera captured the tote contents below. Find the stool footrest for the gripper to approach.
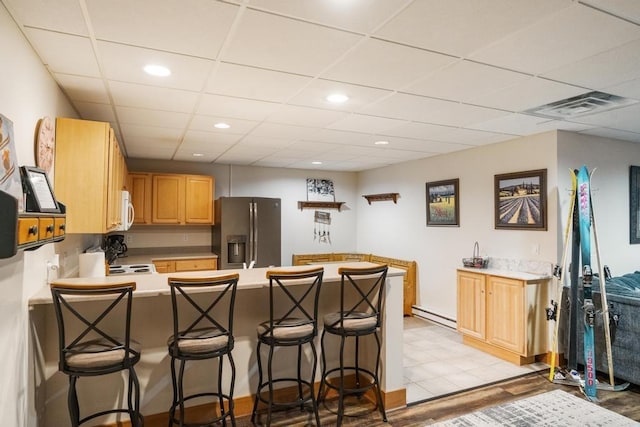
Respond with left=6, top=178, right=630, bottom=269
left=255, top=377, right=315, bottom=409
left=321, top=366, right=378, bottom=395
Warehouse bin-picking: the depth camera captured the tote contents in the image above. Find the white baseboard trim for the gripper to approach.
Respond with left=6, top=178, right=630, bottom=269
left=412, top=306, right=457, bottom=329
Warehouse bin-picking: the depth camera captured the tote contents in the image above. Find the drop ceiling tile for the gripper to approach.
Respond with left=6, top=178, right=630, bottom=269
left=197, top=94, right=281, bottom=121
left=206, top=63, right=312, bottom=102
left=249, top=122, right=320, bottom=140
left=109, top=81, right=199, bottom=113
left=404, top=60, right=530, bottom=102
left=265, top=105, right=348, bottom=127
left=306, top=129, right=377, bottom=145
left=470, top=77, right=587, bottom=112
left=120, top=124, right=184, bottom=148
left=216, top=145, right=275, bottom=164
left=362, top=93, right=507, bottom=126
left=97, top=41, right=214, bottom=92
left=287, top=140, right=338, bottom=153
left=3, top=0, right=88, bottom=35
left=222, top=8, right=362, bottom=76
left=288, top=79, right=391, bottom=112
left=365, top=136, right=441, bottom=153
left=180, top=130, right=240, bottom=151
left=54, top=74, right=109, bottom=103
left=327, top=114, right=408, bottom=133
left=240, top=135, right=293, bottom=149
left=115, top=106, right=190, bottom=129
left=321, top=38, right=456, bottom=90
left=188, top=115, right=259, bottom=134
left=542, top=39, right=640, bottom=89
left=468, top=113, right=559, bottom=135
left=580, top=0, right=640, bottom=24
left=579, top=127, right=640, bottom=143
left=382, top=121, right=515, bottom=145
left=470, top=3, right=640, bottom=75
left=565, top=102, right=640, bottom=133
left=605, top=78, right=640, bottom=101
left=246, top=0, right=409, bottom=33
left=375, top=0, right=572, bottom=57
left=23, top=29, right=99, bottom=76
left=126, top=145, right=175, bottom=159
left=173, top=152, right=219, bottom=162
left=73, top=102, right=116, bottom=123
left=87, top=0, right=239, bottom=59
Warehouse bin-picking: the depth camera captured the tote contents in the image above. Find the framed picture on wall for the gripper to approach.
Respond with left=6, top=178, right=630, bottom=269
left=494, top=169, right=547, bottom=230
left=426, top=178, right=459, bottom=226
left=630, top=165, right=640, bottom=244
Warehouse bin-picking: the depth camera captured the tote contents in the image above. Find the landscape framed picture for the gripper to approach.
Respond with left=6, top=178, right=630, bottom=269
left=494, top=169, right=547, bottom=230
left=426, top=178, right=459, bottom=226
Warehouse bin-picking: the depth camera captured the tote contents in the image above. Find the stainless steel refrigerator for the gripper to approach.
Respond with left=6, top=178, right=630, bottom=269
left=212, top=197, right=281, bottom=269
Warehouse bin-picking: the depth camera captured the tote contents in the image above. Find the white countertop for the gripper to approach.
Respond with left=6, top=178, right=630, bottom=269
left=30, top=262, right=406, bottom=305
left=457, top=267, right=551, bottom=282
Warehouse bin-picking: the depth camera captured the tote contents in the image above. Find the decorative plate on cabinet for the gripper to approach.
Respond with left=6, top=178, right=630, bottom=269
left=35, top=116, right=55, bottom=175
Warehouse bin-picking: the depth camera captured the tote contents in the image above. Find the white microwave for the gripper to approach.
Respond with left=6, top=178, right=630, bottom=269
left=114, top=190, right=135, bottom=231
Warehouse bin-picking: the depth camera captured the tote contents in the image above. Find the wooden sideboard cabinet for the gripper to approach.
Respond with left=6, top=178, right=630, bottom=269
left=456, top=269, right=548, bottom=365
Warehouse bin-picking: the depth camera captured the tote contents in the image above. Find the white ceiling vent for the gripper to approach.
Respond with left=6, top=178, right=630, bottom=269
left=524, top=91, right=638, bottom=119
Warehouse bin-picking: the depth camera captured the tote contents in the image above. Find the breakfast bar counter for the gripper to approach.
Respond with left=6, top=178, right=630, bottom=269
left=28, top=262, right=406, bottom=426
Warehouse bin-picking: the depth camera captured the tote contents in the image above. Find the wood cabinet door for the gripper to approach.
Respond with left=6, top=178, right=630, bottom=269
left=152, top=174, right=185, bottom=224
left=153, top=260, right=175, bottom=273
left=486, top=276, right=525, bottom=354
left=456, top=271, right=486, bottom=340
left=184, top=175, right=213, bottom=224
left=106, top=129, right=122, bottom=231
left=128, top=173, right=152, bottom=224
left=175, top=258, right=217, bottom=272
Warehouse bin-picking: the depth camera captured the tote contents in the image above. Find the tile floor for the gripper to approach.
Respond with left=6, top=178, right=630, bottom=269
left=403, top=315, right=548, bottom=404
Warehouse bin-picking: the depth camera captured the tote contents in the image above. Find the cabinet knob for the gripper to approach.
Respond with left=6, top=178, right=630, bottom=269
left=59, top=224, right=66, bottom=231
left=46, top=225, right=54, bottom=233
left=28, top=226, right=38, bottom=235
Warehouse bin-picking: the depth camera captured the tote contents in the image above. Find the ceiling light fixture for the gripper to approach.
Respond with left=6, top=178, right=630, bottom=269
left=192, top=153, right=204, bottom=157
left=374, top=140, right=389, bottom=145
left=143, top=64, right=171, bottom=77
left=326, top=93, right=349, bottom=103
left=214, top=122, right=230, bottom=129
left=312, top=161, right=323, bottom=165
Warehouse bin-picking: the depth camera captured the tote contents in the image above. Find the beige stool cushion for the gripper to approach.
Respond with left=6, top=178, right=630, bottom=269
left=257, top=318, right=314, bottom=340
left=65, top=339, right=140, bottom=369
left=324, top=312, right=377, bottom=332
left=168, top=328, right=230, bottom=354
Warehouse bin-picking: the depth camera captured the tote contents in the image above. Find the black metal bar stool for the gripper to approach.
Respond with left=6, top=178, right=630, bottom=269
left=167, top=273, right=239, bottom=426
left=251, top=266, right=324, bottom=426
left=50, top=280, right=143, bottom=427
left=318, top=264, right=388, bottom=426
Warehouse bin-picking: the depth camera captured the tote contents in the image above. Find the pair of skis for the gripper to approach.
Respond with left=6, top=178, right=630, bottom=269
left=548, top=166, right=628, bottom=401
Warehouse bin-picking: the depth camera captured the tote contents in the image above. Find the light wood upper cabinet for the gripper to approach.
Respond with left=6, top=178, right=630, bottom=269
left=152, top=174, right=185, bottom=224
left=128, top=173, right=152, bottom=224
left=54, top=118, right=126, bottom=234
left=456, top=269, right=548, bottom=365
left=130, top=172, right=214, bottom=225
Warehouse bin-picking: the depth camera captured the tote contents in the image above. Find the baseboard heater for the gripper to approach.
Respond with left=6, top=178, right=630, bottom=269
left=412, top=305, right=457, bottom=329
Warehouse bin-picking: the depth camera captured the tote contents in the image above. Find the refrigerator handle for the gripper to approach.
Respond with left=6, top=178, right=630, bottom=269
left=253, top=202, right=258, bottom=264
left=249, top=202, right=255, bottom=265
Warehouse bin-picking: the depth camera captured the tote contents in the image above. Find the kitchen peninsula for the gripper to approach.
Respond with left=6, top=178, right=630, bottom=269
left=29, top=262, right=406, bottom=425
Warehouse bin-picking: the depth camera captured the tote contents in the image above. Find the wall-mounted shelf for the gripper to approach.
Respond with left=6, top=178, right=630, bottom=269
left=363, top=193, right=400, bottom=204
left=298, top=201, right=345, bottom=211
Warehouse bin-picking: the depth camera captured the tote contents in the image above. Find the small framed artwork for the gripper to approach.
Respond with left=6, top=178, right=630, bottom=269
left=494, top=169, right=546, bottom=230
left=630, top=165, right=640, bottom=244
left=306, top=178, right=335, bottom=202
left=426, top=178, right=459, bottom=226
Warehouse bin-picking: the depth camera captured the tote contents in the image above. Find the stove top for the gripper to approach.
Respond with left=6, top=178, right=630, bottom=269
left=108, top=264, right=157, bottom=275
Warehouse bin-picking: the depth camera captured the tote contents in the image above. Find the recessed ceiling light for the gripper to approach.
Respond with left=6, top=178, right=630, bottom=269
left=326, top=93, right=349, bottom=103
left=214, top=122, right=230, bottom=129
left=192, top=153, right=204, bottom=157
left=312, top=161, right=323, bottom=165
left=143, top=64, right=171, bottom=77
left=374, top=140, right=389, bottom=145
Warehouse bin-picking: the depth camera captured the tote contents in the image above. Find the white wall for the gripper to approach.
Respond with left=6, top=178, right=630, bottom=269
left=0, top=4, right=85, bottom=426
left=557, top=131, right=640, bottom=275
left=357, top=132, right=559, bottom=320
left=126, top=159, right=359, bottom=265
